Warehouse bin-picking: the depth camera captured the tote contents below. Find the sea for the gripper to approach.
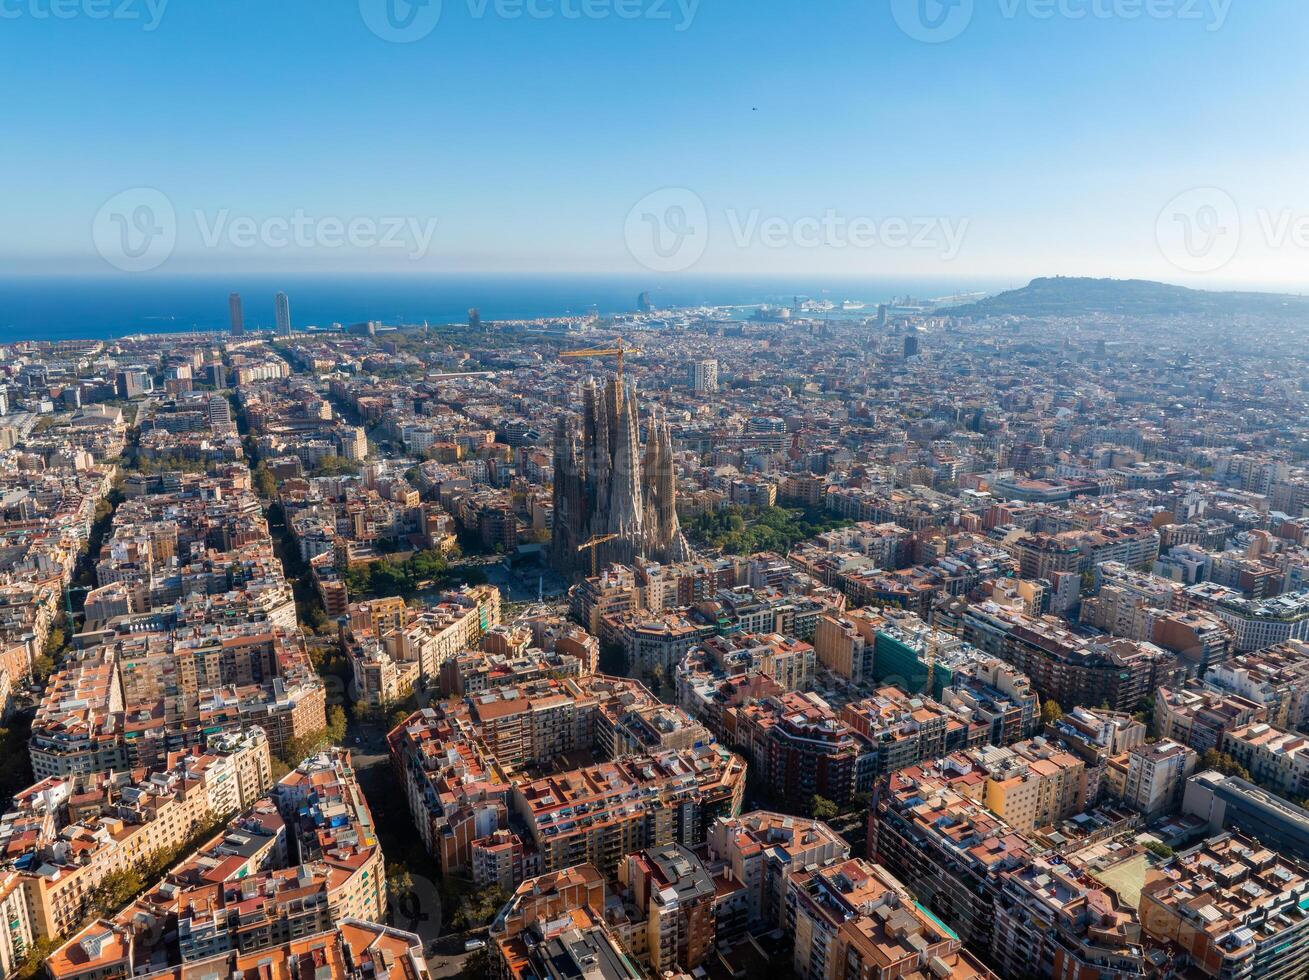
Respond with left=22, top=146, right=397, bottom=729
left=0, top=275, right=1007, bottom=343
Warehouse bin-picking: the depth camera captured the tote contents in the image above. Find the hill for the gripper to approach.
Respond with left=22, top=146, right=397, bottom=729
left=943, top=277, right=1309, bottom=318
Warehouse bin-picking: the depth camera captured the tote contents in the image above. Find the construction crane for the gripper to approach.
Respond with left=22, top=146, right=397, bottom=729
left=560, top=339, right=644, bottom=379
left=577, top=533, right=619, bottom=577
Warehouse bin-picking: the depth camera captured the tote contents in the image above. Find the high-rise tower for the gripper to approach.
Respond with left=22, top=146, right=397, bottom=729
left=275, top=292, right=292, bottom=336
left=228, top=293, right=244, bottom=336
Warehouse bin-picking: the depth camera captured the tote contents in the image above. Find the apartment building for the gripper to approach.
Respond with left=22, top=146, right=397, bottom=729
left=1139, top=834, right=1309, bottom=979
left=868, top=770, right=1032, bottom=955
left=1204, top=642, right=1309, bottom=730
left=1148, top=608, right=1234, bottom=674
left=723, top=691, right=862, bottom=807
left=512, top=744, right=745, bottom=876
left=490, top=863, right=608, bottom=942
left=991, top=856, right=1150, bottom=980
left=470, top=830, right=537, bottom=892
left=705, top=811, right=849, bottom=932
left=48, top=919, right=430, bottom=980
left=468, top=679, right=594, bottom=769
left=1049, top=707, right=1144, bottom=799
left=1119, top=739, right=1197, bottom=819
left=1221, top=723, right=1309, bottom=800
left=1211, top=591, right=1309, bottom=653
left=0, top=728, right=275, bottom=941
left=964, top=601, right=1182, bottom=713
left=388, top=709, right=513, bottom=875
left=0, top=874, right=33, bottom=980
left=976, top=738, right=1089, bottom=834
left=268, top=750, right=385, bottom=918
left=1183, top=772, right=1309, bottom=865
left=46, top=749, right=393, bottom=980
left=936, top=655, right=1041, bottom=745
left=1155, top=684, right=1266, bottom=754
left=813, top=609, right=881, bottom=685
left=839, top=687, right=981, bottom=785
left=438, top=645, right=589, bottom=697
left=788, top=858, right=994, bottom=980
left=619, top=844, right=717, bottom=974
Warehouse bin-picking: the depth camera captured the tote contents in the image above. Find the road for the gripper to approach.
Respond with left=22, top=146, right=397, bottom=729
left=344, top=717, right=482, bottom=977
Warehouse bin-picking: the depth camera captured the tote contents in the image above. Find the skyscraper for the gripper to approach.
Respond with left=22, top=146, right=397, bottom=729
left=903, top=333, right=920, bottom=358
left=228, top=293, right=244, bottom=336
left=688, top=359, right=718, bottom=394
left=551, top=373, right=691, bottom=576
left=275, top=292, right=292, bottom=336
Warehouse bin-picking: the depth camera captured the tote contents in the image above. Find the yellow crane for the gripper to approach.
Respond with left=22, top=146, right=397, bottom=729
left=577, top=533, right=620, bottom=577
left=560, top=339, right=644, bottom=379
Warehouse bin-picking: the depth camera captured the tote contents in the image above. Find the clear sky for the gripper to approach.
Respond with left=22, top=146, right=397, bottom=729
left=4, top=0, right=1307, bottom=290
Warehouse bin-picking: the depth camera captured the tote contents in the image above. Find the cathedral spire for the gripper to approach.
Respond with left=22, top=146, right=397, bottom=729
left=552, top=371, right=693, bottom=576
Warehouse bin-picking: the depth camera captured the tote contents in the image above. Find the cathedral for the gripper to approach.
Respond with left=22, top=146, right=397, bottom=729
left=551, top=373, right=692, bottom=576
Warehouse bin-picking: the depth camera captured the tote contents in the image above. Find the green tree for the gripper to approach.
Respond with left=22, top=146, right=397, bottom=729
left=810, top=795, right=839, bottom=821
left=31, top=655, right=56, bottom=684
left=1144, top=841, right=1174, bottom=859
left=389, top=706, right=415, bottom=729
left=13, top=937, right=59, bottom=980
left=253, top=462, right=278, bottom=500
left=326, top=705, right=348, bottom=745
left=44, top=627, right=67, bottom=658
left=1200, top=749, right=1251, bottom=780
left=344, top=563, right=374, bottom=597
left=312, top=455, right=361, bottom=477
left=684, top=505, right=852, bottom=556
left=278, top=727, right=334, bottom=769
left=452, top=885, right=510, bottom=931
left=86, top=867, right=145, bottom=919
left=304, top=603, right=329, bottom=633
left=1041, top=700, right=1064, bottom=727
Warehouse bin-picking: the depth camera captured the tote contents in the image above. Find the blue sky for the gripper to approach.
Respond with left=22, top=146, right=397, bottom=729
left=3, top=0, right=1307, bottom=289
